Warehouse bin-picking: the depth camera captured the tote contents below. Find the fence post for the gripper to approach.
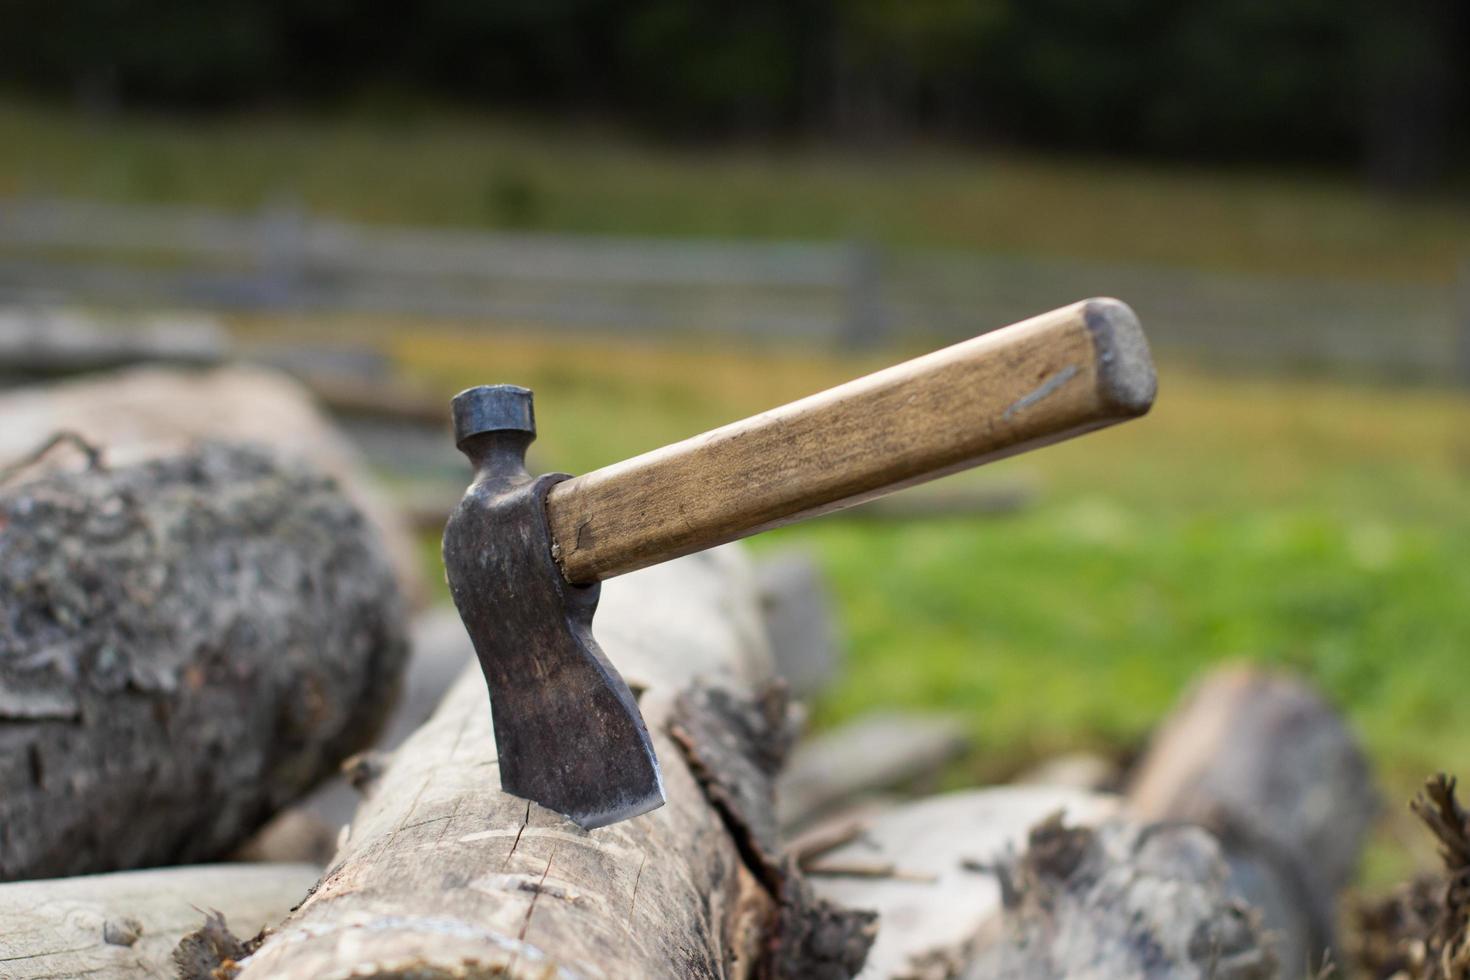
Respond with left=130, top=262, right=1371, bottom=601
left=257, top=194, right=305, bottom=309
left=839, top=240, right=889, bottom=350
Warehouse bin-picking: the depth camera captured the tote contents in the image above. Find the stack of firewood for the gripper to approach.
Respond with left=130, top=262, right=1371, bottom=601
left=0, top=364, right=1395, bottom=979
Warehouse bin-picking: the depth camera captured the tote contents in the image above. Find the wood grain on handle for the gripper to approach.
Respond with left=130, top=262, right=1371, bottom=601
left=546, top=298, right=1156, bottom=584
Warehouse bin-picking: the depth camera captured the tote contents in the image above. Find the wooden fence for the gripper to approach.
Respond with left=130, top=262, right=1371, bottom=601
left=0, top=196, right=1464, bottom=382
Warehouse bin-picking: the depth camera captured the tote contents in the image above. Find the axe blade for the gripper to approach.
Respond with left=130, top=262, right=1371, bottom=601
left=443, top=399, right=664, bottom=829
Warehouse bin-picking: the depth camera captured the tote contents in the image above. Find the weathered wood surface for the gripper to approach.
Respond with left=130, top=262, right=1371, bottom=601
left=1127, top=664, right=1377, bottom=975
left=0, top=442, right=409, bottom=880
left=963, top=816, right=1276, bottom=980
left=547, top=299, right=1155, bottom=583
left=236, top=547, right=875, bottom=979
left=776, top=713, right=970, bottom=832
left=805, top=787, right=1118, bottom=980
left=0, top=862, right=318, bottom=979
left=0, top=363, right=427, bottom=605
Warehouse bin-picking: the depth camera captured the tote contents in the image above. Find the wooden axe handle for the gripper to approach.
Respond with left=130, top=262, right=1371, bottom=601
left=546, top=298, right=1155, bottom=584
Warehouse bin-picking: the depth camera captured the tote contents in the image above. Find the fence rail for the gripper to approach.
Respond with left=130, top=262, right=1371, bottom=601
left=0, top=196, right=1463, bottom=382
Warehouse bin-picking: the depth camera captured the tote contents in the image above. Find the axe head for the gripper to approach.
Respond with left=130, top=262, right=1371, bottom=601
left=442, top=385, right=664, bottom=829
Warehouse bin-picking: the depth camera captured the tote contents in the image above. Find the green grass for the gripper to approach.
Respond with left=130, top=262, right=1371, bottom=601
left=375, top=323, right=1470, bottom=860
left=5, top=98, right=1470, bottom=282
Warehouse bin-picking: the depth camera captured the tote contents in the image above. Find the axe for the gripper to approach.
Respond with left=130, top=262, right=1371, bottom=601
left=442, top=298, right=1156, bottom=829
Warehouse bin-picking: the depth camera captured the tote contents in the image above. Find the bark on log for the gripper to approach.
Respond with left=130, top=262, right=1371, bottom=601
left=962, top=816, right=1277, bottom=980
left=0, top=364, right=427, bottom=606
left=803, top=787, right=1118, bottom=980
left=0, top=442, right=409, bottom=880
left=1126, top=664, right=1378, bottom=975
left=235, top=547, right=876, bottom=979
left=0, top=862, right=318, bottom=979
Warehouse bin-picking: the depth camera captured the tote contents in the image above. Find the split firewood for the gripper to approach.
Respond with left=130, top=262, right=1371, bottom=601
left=0, top=862, right=318, bottom=979
left=1126, top=664, right=1378, bottom=975
left=963, top=815, right=1276, bottom=979
left=0, top=441, right=409, bottom=880
left=232, top=547, right=877, bottom=979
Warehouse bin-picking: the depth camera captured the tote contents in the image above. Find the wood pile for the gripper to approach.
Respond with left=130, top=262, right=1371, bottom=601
left=0, top=364, right=1394, bottom=979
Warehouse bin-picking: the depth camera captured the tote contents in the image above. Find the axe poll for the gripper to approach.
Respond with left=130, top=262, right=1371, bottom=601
left=442, top=298, right=1156, bottom=829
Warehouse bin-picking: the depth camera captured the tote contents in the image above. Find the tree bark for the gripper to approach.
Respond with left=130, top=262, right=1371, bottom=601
left=0, top=863, right=319, bottom=979
left=803, top=787, right=1118, bottom=980
left=235, top=547, right=876, bottom=979
left=0, top=442, right=410, bottom=880
left=0, top=363, right=428, bottom=607
left=962, top=816, right=1277, bottom=980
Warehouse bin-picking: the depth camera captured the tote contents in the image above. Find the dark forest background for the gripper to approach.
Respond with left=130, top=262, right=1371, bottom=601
left=3, top=0, right=1467, bottom=188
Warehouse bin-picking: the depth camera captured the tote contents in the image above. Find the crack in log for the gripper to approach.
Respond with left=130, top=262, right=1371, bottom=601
left=434, top=796, right=464, bottom=848
left=397, top=814, right=454, bottom=834
left=0, top=945, right=98, bottom=962
left=507, top=845, right=558, bottom=977
left=520, top=847, right=558, bottom=941
left=386, top=774, right=433, bottom=852
left=627, top=851, right=648, bottom=925
left=501, top=801, right=532, bottom=871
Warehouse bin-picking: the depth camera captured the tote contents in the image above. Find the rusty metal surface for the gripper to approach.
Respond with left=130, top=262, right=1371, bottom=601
left=441, top=385, right=663, bottom=828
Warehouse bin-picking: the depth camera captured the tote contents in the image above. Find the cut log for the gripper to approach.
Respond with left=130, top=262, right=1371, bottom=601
left=0, top=442, right=410, bottom=880
left=0, top=363, right=428, bottom=606
left=755, top=549, right=843, bottom=699
left=234, top=547, right=876, bottom=979
left=962, top=816, right=1277, bottom=979
left=777, top=712, right=970, bottom=832
left=0, top=307, right=228, bottom=380
left=1126, top=664, right=1378, bottom=975
left=0, top=862, right=318, bottom=979
left=1014, top=752, right=1118, bottom=792
left=803, top=787, right=1118, bottom=979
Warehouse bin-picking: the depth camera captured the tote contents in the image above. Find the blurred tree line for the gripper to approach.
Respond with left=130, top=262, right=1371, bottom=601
left=3, top=0, right=1465, bottom=186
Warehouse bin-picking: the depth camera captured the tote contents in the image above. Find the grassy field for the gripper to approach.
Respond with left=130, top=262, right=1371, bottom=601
left=4, top=98, right=1470, bottom=283
left=371, top=323, right=1470, bottom=883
